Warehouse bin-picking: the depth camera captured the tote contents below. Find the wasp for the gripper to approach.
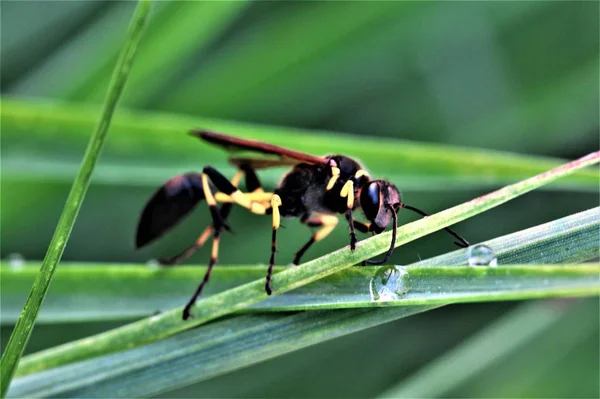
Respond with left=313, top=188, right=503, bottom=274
left=135, top=131, right=469, bottom=319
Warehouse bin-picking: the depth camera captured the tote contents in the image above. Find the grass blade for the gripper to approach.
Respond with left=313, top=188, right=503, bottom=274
left=2, top=98, right=599, bottom=191
left=10, top=299, right=596, bottom=397
left=2, top=265, right=597, bottom=323
left=0, top=1, right=153, bottom=396
left=8, top=306, right=436, bottom=398
left=1, top=206, right=598, bottom=323
left=11, top=151, right=600, bottom=378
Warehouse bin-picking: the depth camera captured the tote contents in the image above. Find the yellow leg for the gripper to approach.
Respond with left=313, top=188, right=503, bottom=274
left=163, top=170, right=244, bottom=266
left=230, top=170, right=243, bottom=187
left=293, top=214, right=339, bottom=265
left=266, top=194, right=283, bottom=295
left=202, top=174, right=218, bottom=206
left=271, top=194, right=282, bottom=229
left=314, top=215, right=339, bottom=241
left=214, top=191, right=274, bottom=205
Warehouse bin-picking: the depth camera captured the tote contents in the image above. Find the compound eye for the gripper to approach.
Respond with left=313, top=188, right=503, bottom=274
left=361, top=182, right=380, bottom=221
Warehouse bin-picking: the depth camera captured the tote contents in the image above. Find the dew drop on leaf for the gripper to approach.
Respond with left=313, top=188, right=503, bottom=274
left=467, top=244, right=497, bottom=267
left=7, top=253, right=25, bottom=270
left=369, top=265, right=411, bottom=302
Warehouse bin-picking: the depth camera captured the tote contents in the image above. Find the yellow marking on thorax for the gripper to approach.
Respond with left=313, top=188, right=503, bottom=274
left=354, top=169, right=370, bottom=180
left=340, top=180, right=355, bottom=209
left=326, top=167, right=341, bottom=190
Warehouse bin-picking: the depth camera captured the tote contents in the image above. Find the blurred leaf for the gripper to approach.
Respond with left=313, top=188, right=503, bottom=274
left=2, top=98, right=599, bottom=191
left=159, top=2, right=413, bottom=116
left=447, top=298, right=599, bottom=398
left=0, top=1, right=154, bottom=396
left=118, top=2, right=248, bottom=107
left=377, top=300, right=597, bottom=398
left=12, top=152, right=600, bottom=378
left=8, top=2, right=138, bottom=99
left=0, top=1, right=107, bottom=89
left=76, top=2, right=248, bottom=105
left=461, top=58, right=599, bottom=154
left=2, top=206, right=598, bottom=323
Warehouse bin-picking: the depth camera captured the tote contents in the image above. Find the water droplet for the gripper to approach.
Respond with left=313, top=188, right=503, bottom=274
left=149, top=314, right=161, bottom=322
left=369, top=265, right=410, bottom=302
left=7, top=253, right=25, bottom=270
left=467, top=244, right=497, bottom=267
left=146, top=259, right=160, bottom=269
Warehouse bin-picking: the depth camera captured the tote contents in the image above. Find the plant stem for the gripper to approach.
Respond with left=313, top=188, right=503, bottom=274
left=0, top=1, right=153, bottom=396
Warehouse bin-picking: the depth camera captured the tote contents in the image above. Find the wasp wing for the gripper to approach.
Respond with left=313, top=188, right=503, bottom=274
left=191, top=130, right=326, bottom=166
left=227, top=156, right=299, bottom=170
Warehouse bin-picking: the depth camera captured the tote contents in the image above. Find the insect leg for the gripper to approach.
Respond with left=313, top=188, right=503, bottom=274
left=293, top=214, right=339, bottom=265
left=182, top=228, right=222, bottom=320
left=352, top=219, right=372, bottom=233
left=203, top=166, right=267, bottom=216
left=265, top=194, right=282, bottom=295
left=160, top=225, right=215, bottom=266
left=340, top=180, right=357, bottom=250
left=363, top=205, right=398, bottom=265
left=160, top=171, right=246, bottom=266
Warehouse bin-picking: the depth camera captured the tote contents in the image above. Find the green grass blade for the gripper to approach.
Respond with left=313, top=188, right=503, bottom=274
left=11, top=151, right=600, bottom=378
left=9, top=264, right=599, bottom=394
left=0, top=1, right=153, bottom=396
left=2, top=264, right=597, bottom=324
left=2, top=98, right=599, bottom=191
left=8, top=306, right=436, bottom=398
left=376, top=300, right=591, bottom=398
left=2, top=206, right=598, bottom=323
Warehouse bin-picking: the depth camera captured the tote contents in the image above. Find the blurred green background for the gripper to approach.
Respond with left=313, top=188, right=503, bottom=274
left=1, top=1, right=598, bottom=397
